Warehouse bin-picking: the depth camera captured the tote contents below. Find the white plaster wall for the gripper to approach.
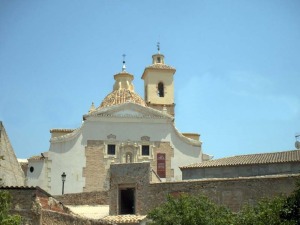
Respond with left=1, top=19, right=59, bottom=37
left=47, top=134, right=86, bottom=195
left=39, top=109, right=202, bottom=195
left=81, top=117, right=201, bottom=180
left=27, top=160, right=48, bottom=190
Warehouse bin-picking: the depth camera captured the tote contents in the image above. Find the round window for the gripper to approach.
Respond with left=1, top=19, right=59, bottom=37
left=29, top=166, right=34, bottom=173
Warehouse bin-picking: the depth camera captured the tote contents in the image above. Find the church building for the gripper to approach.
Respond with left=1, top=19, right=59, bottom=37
left=26, top=47, right=208, bottom=195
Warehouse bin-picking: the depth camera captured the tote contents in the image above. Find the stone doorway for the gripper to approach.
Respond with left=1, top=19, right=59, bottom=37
left=119, top=187, right=135, bottom=214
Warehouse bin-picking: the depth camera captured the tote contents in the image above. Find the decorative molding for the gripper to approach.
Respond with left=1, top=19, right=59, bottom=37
left=50, top=128, right=81, bottom=143
left=84, top=102, right=174, bottom=121
left=172, top=124, right=202, bottom=147
left=107, top=134, right=116, bottom=140
left=141, top=136, right=150, bottom=141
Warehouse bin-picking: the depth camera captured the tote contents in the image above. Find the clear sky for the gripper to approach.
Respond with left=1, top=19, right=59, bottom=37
left=0, top=0, right=299, bottom=159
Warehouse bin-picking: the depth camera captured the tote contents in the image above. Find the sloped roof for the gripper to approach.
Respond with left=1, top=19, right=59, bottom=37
left=181, top=150, right=300, bottom=169
left=145, top=63, right=176, bottom=70
left=103, top=215, right=147, bottom=224
left=67, top=205, right=109, bottom=219
left=100, top=89, right=146, bottom=108
left=0, top=121, right=25, bottom=186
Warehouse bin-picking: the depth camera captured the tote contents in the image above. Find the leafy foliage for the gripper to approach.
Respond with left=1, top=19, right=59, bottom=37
left=234, top=196, right=295, bottom=225
left=148, top=194, right=234, bottom=225
left=148, top=183, right=300, bottom=225
left=280, top=180, right=300, bottom=225
left=0, top=191, right=21, bottom=225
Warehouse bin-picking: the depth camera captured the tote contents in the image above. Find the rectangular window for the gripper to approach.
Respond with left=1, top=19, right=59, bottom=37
left=107, top=144, right=116, bottom=155
left=142, top=145, right=150, bottom=156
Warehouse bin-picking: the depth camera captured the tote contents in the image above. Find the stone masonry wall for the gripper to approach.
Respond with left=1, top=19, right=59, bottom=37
left=151, top=142, right=174, bottom=180
left=110, top=162, right=300, bottom=215
left=2, top=187, right=46, bottom=225
left=0, top=121, right=25, bottom=186
left=1, top=187, right=113, bottom=225
left=83, top=140, right=107, bottom=192
left=83, top=140, right=175, bottom=194
left=145, top=175, right=299, bottom=213
left=109, top=163, right=151, bottom=215
left=54, top=191, right=109, bottom=205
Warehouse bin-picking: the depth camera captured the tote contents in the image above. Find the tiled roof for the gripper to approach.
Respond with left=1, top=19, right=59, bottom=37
left=66, top=205, right=109, bottom=219
left=103, top=215, right=147, bottom=224
left=50, top=129, right=75, bottom=133
left=28, top=155, right=45, bottom=161
left=145, top=64, right=175, bottom=70
left=100, top=89, right=146, bottom=108
left=0, top=186, right=52, bottom=197
left=181, top=150, right=300, bottom=169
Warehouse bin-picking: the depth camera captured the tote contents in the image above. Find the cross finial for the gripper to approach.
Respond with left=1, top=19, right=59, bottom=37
left=157, top=42, right=160, bottom=53
left=122, top=54, right=126, bottom=72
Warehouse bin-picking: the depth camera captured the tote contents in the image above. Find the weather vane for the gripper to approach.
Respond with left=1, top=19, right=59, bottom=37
left=122, top=54, right=126, bottom=71
left=157, top=42, right=160, bottom=53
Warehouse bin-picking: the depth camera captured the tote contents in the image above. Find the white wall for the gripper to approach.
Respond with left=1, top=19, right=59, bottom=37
left=28, top=107, right=202, bottom=195
left=27, top=160, right=48, bottom=190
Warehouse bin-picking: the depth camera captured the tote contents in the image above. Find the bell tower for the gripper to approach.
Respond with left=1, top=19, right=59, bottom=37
left=141, top=43, right=176, bottom=116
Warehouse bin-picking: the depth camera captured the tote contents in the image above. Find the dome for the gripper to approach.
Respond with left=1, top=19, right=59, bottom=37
left=96, top=60, right=146, bottom=109
left=100, top=89, right=146, bottom=108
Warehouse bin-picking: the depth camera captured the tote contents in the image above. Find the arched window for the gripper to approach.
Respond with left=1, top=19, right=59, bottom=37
left=158, top=82, right=164, bottom=97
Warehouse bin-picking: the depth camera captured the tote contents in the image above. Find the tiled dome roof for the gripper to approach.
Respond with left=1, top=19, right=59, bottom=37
left=100, top=89, right=146, bottom=108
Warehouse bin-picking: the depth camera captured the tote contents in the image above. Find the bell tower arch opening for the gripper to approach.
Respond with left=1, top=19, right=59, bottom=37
left=158, top=82, right=164, bottom=97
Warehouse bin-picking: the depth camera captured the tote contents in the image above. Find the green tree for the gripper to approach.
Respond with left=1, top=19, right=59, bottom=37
left=280, top=181, right=300, bottom=225
left=0, top=191, right=21, bottom=225
left=234, top=196, right=295, bottom=225
left=148, top=194, right=234, bottom=225
left=0, top=156, right=21, bottom=225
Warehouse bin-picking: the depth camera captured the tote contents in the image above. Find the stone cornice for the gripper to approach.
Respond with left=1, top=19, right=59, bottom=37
left=84, top=102, right=174, bottom=121
left=50, top=127, right=81, bottom=143
left=50, top=129, right=75, bottom=133
left=172, top=124, right=202, bottom=147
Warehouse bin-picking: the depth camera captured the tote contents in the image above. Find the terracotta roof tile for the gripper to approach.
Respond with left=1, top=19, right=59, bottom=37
left=103, top=215, right=147, bottom=224
left=145, top=64, right=175, bottom=70
left=181, top=150, right=300, bottom=169
left=50, top=129, right=75, bottom=133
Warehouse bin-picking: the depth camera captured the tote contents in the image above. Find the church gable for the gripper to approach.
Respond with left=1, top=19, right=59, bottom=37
left=112, top=109, right=144, bottom=118
left=84, top=102, right=173, bottom=120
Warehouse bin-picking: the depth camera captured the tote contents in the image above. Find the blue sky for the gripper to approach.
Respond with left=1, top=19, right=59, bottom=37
left=0, top=0, right=299, bottom=159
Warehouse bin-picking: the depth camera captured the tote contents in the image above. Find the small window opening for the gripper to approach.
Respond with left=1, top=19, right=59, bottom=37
left=107, top=144, right=116, bottom=155
left=142, top=145, right=150, bottom=156
left=157, top=57, right=161, bottom=63
left=30, top=166, right=34, bottom=173
left=158, top=82, right=164, bottom=97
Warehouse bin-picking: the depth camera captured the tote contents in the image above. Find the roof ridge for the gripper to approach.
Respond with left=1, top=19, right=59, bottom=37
left=181, top=150, right=300, bottom=169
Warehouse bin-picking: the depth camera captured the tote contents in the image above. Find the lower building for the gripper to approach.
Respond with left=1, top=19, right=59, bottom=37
left=180, top=150, right=300, bottom=180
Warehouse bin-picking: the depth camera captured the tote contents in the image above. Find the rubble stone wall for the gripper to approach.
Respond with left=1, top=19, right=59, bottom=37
left=110, top=162, right=300, bottom=215
left=54, top=191, right=109, bottom=205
